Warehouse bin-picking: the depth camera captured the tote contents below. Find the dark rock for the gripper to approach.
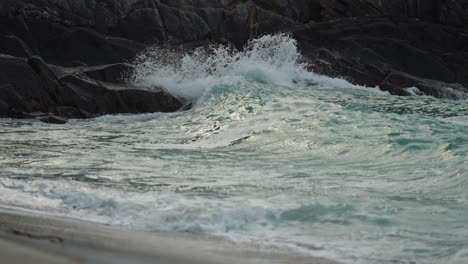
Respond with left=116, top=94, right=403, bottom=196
left=293, top=16, right=468, bottom=98
left=0, top=55, right=56, bottom=118
left=158, top=4, right=211, bottom=44
left=28, top=56, right=63, bottom=103
left=58, top=73, right=182, bottom=115
left=22, top=112, right=48, bottom=118
left=0, top=1, right=146, bottom=66
left=380, top=71, right=468, bottom=99
left=255, top=0, right=322, bottom=23
left=0, top=54, right=183, bottom=119
left=0, top=34, right=33, bottom=58
left=0, top=0, right=467, bottom=105
left=317, top=0, right=468, bottom=26
left=81, top=63, right=135, bottom=84
left=38, top=115, right=68, bottom=124
left=116, top=8, right=166, bottom=43
left=55, top=106, right=91, bottom=119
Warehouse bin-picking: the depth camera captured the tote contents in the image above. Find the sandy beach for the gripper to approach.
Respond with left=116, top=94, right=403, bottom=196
left=0, top=208, right=337, bottom=264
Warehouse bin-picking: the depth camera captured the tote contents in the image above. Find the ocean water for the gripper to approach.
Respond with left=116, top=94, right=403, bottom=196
left=1, top=35, right=467, bottom=264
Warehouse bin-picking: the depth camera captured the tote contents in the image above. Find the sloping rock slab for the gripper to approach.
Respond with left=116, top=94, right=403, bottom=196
left=380, top=71, right=468, bottom=99
left=0, top=54, right=183, bottom=120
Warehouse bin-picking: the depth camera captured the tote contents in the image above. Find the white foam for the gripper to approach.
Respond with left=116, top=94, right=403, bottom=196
left=403, top=86, right=423, bottom=96
left=131, top=34, right=383, bottom=100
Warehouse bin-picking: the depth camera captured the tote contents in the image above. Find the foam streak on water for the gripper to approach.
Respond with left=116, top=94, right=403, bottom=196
left=1, top=35, right=467, bottom=264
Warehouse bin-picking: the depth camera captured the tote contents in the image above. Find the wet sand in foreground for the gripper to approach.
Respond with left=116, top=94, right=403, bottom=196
left=0, top=208, right=337, bottom=264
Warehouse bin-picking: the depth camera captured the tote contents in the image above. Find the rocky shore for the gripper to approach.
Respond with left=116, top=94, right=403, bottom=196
left=1, top=0, right=467, bottom=122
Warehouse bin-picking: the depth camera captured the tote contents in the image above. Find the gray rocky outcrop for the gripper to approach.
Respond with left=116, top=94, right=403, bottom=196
left=0, top=0, right=467, bottom=122
left=0, top=54, right=182, bottom=121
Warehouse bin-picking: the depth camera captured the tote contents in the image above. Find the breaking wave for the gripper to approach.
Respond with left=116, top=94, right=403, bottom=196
left=131, top=34, right=384, bottom=101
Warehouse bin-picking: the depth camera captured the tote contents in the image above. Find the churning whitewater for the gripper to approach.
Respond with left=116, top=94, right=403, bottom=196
left=0, top=35, right=467, bottom=264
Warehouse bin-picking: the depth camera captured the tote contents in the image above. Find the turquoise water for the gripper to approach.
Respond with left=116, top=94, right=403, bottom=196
left=0, top=35, right=467, bottom=264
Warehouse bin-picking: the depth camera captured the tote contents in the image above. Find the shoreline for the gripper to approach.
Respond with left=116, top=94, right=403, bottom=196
left=0, top=207, right=337, bottom=264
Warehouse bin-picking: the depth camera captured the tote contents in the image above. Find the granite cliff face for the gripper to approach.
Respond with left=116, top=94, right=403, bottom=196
left=1, top=0, right=467, bottom=121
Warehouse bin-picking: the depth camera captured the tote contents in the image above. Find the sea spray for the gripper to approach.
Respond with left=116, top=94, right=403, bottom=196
left=131, top=34, right=386, bottom=103
left=131, top=34, right=315, bottom=100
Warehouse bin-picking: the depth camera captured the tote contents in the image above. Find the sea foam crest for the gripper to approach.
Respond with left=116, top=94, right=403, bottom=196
left=131, top=34, right=312, bottom=100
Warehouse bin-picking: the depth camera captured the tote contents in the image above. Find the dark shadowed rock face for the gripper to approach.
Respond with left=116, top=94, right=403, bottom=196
left=380, top=71, right=468, bottom=99
left=0, top=0, right=467, bottom=122
left=292, top=16, right=468, bottom=98
left=0, top=55, right=183, bottom=121
left=318, top=0, right=468, bottom=28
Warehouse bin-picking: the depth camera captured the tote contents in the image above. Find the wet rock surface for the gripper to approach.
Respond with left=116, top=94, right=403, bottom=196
left=0, top=0, right=467, bottom=120
left=0, top=55, right=182, bottom=120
